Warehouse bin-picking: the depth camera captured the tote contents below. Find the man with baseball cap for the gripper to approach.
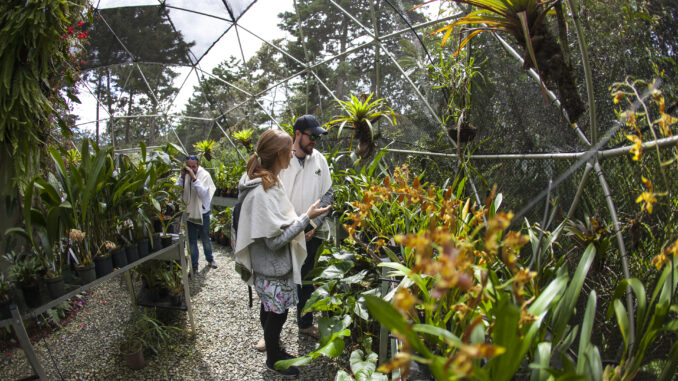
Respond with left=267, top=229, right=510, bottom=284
left=254, top=115, right=333, bottom=351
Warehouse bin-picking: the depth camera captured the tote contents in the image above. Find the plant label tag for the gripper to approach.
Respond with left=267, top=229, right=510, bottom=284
left=69, top=248, right=80, bottom=265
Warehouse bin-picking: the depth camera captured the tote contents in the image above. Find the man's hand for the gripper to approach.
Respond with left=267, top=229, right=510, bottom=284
left=184, top=166, right=197, bottom=181
left=305, top=229, right=315, bottom=241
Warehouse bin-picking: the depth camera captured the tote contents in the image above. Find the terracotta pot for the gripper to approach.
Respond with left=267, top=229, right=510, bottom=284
left=121, top=339, right=145, bottom=370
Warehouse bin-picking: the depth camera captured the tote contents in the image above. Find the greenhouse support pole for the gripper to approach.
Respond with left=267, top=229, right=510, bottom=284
left=566, top=161, right=593, bottom=220
left=565, top=0, right=597, bottom=144
left=293, top=0, right=311, bottom=114
left=327, top=0, right=455, bottom=150
left=233, top=24, right=253, bottom=123
left=368, top=0, right=381, bottom=100
left=593, top=160, right=635, bottom=349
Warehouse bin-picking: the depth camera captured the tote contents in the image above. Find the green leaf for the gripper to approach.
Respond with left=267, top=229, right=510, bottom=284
left=577, top=291, right=597, bottom=375
left=613, top=299, right=630, bottom=349
left=487, top=296, right=521, bottom=381
left=319, top=261, right=354, bottom=279
left=275, top=355, right=313, bottom=369
left=364, top=295, right=431, bottom=357
left=335, top=369, right=354, bottom=381
left=530, top=342, right=552, bottom=381
left=412, top=324, right=462, bottom=347
left=553, top=245, right=596, bottom=343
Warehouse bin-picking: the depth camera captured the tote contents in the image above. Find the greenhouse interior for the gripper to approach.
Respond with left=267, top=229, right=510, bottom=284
left=1, top=0, right=677, bottom=380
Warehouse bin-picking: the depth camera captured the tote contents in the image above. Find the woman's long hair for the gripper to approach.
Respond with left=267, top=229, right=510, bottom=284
left=246, top=129, right=292, bottom=191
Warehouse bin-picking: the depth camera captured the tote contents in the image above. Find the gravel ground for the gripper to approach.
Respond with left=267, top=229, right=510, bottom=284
left=1, top=243, right=348, bottom=380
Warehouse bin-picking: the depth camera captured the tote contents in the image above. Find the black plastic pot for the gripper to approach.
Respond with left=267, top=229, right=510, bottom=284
left=0, top=297, right=11, bottom=319
left=20, top=283, right=41, bottom=308
left=125, top=245, right=139, bottom=263
left=151, top=235, right=162, bottom=252
left=153, top=219, right=163, bottom=235
left=94, top=255, right=114, bottom=278
left=170, top=293, right=182, bottom=306
left=112, top=247, right=127, bottom=268
left=446, top=123, right=477, bottom=143
left=76, top=263, right=96, bottom=285
left=137, top=238, right=150, bottom=258
left=160, top=235, right=173, bottom=248
left=44, top=276, right=66, bottom=299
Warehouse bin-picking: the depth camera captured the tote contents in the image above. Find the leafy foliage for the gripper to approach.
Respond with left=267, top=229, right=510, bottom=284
left=0, top=0, right=89, bottom=196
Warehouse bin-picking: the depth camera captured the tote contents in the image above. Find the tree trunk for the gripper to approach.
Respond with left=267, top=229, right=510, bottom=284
left=107, top=69, right=117, bottom=149
left=125, top=91, right=133, bottom=146
left=335, top=13, right=349, bottom=100
left=95, top=75, right=102, bottom=146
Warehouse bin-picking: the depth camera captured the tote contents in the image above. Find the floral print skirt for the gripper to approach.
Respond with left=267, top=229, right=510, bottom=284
left=254, top=275, right=298, bottom=314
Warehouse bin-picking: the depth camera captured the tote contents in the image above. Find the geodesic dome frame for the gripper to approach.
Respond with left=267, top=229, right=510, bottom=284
left=75, top=1, right=678, bottom=349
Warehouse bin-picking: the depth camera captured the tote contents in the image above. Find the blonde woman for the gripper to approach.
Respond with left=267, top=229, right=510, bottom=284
left=234, top=129, right=330, bottom=378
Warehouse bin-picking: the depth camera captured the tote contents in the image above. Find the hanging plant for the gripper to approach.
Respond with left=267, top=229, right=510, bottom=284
left=232, top=129, right=254, bottom=154
left=420, top=0, right=585, bottom=123
left=193, top=139, right=216, bottom=161
left=329, top=93, right=397, bottom=160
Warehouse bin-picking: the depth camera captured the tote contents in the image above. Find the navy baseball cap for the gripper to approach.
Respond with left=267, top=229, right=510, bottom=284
left=293, top=115, right=327, bottom=135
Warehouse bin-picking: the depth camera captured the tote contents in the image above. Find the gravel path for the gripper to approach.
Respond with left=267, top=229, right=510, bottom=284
left=1, top=243, right=348, bottom=380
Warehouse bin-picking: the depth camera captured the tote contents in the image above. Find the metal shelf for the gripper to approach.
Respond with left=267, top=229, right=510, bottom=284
left=0, top=235, right=194, bottom=381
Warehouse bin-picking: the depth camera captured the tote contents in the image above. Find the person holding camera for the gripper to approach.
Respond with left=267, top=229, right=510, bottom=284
left=176, top=155, right=217, bottom=272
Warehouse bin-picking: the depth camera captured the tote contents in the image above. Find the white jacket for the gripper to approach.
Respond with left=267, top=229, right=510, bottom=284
left=278, top=149, right=332, bottom=234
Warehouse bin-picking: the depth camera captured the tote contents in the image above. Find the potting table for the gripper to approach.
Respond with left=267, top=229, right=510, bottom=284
left=0, top=235, right=194, bottom=381
left=211, top=195, right=238, bottom=207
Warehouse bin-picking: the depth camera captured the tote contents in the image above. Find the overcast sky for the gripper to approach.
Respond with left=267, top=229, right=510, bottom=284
left=73, top=0, right=442, bottom=133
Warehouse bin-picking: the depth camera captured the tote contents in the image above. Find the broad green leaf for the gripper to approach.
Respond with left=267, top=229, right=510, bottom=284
left=364, top=295, right=431, bottom=357
left=553, top=245, right=596, bottom=342
left=613, top=299, right=630, bottom=349
left=530, top=342, right=552, bottom=381
left=319, top=261, right=354, bottom=279
left=275, top=354, right=313, bottom=369
left=412, top=324, right=462, bottom=347
left=334, top=370, right=353, bottom=381
left=577, top=291, right=597, bottom=374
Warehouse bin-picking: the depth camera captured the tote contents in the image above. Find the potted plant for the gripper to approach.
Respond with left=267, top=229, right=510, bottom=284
left=94, top=240, right=116, bottom=278
left=120, top=309, right=183, bottom=369
left=193, top=139, right=216, bottom=161
left=161, top=262, right=184, bottom=306
left=157, top=207, right=183, bottom=248
left=427, top=46, right=482, bottom=145
left=120, top=336, right=144, bottom=370
left=4, top=250, right=42, bottom=308
left=69, top=229, right=95, bottom=284
left=134, top=261, right=166, bottom=302
left=329, top=93, right=397, bottom=160
left=424, top=0, right=585, bottom=123
left=0, top=273, right=12, bottom=319
left=232, top=128, right=254, bottom=154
